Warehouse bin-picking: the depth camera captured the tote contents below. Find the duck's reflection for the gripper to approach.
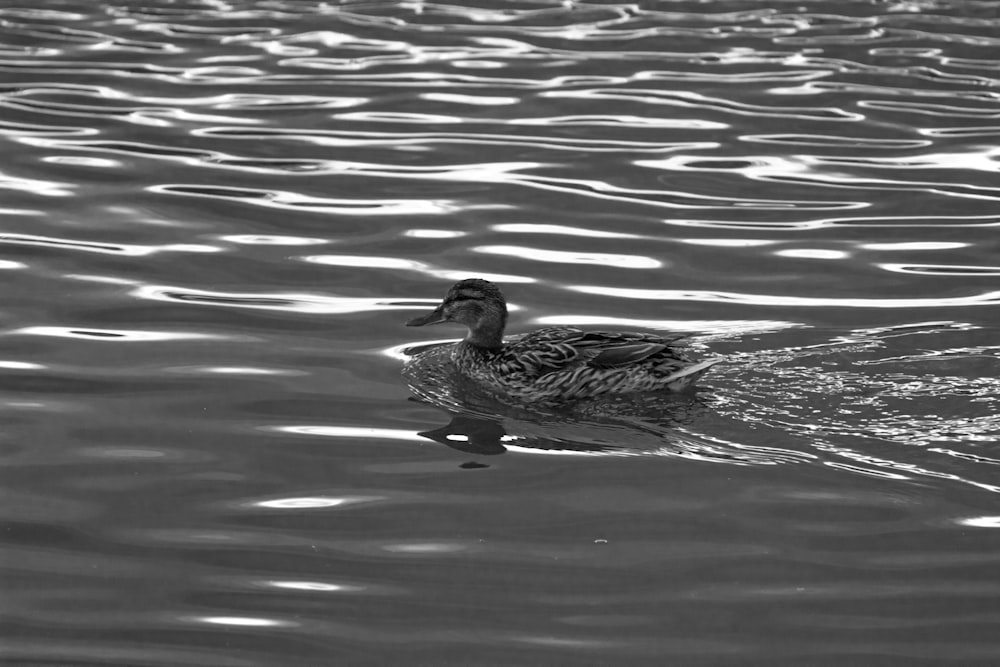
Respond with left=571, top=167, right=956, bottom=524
left=414, top=406, right=651, bottom=457
left=416, top=413, right=508, bottom=456
left=408, top=388, right=769, bottom=465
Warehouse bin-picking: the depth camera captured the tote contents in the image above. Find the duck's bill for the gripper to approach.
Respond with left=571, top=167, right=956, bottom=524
left=405, top=306, right=446, bottom=327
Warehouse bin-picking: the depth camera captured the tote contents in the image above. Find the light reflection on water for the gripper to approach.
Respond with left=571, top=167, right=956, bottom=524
left=3, top=0, right=1000, bottom=665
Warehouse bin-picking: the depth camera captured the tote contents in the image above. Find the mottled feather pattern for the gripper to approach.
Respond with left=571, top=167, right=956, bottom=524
left=451, top=326, right=707, bottom=402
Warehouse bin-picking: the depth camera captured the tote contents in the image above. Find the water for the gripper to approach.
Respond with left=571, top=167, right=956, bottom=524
left=2, top=1, right=999, bottom=664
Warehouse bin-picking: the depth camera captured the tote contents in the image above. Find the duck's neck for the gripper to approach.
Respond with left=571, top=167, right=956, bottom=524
left=464, top=310, right=506, bottom=352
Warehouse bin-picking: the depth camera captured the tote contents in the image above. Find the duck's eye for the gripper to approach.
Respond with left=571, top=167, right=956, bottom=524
left=445, top=298, right=482, bottom=319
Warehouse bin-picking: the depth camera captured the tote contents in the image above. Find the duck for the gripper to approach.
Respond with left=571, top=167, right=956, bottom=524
left=405, top=278, right=721, bottom=403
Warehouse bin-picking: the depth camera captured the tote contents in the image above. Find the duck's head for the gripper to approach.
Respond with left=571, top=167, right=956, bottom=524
left=406, top=278, right=508, bottom=350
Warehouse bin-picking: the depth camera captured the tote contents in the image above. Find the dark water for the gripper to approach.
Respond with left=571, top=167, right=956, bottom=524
left=2, top=1, right=999, bottom=665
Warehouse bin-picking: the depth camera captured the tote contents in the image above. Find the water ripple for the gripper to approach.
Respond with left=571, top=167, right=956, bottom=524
left=10, top=326, right=229, bottom=342
left=5, top=0, right=1000, bottom=663
left=0, top=232, right=217, bottom=256
left=570, top=286, right=1000, bottom=308
left=151, top=183, right=457, bottom=215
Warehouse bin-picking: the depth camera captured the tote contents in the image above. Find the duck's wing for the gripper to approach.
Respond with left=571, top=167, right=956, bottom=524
left=590, top=339, right=667, bottom=368
left=498, top=327, right=583, bottom=375
left=505, top=328, right=690, bottom=376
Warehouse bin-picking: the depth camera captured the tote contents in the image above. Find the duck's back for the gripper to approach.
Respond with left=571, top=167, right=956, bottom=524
left=453, top=327, right=718, bottom=402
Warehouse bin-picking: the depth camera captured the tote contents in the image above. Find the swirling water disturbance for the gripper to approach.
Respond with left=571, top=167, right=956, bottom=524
left=2, top=2, right=1000, bottom=665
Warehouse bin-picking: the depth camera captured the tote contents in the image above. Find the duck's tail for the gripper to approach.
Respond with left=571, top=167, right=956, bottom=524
left=662, top=357, right=724, bottom=390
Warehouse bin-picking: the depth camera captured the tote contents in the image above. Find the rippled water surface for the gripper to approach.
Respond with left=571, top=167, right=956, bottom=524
left=3, top=1, right=1000, bottom=665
